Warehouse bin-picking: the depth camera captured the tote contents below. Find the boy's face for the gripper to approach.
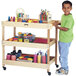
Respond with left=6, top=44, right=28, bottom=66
left=62, top=4, right=72, bottom=15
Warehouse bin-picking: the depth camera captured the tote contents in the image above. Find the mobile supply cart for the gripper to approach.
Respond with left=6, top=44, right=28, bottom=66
left=2, top=20, right=59, bottom=76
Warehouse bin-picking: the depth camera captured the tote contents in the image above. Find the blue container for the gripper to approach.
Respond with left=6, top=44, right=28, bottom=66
left=22, top=20, right=26, bottom=22
left=19, top=13, right=21, bottom=17
left=45, top=53, right=47, bottom=64
left=39, top=20, right=43, bottom=23
left=24, top=56, right=29, bottom=58
left=16, top=53, right=21, bottom=58
left=15, top=36, right=18, bottom=38
left=8, top=16, right=10, bottom=21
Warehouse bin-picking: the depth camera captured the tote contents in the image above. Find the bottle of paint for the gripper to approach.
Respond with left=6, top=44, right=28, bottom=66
left=38, top=50, right=42, bottom=55
left=13, top=17, right=15, bottom=22
left=8, top=16, right=10, bottom=21
left=42, top=53, right=46, bottom=64
left=47, top=11, right=52, bottom=22
left=6, top=53, right=11, bottom=60
left=38, top=50, right=43, bottom=63
left=15, top=17, right=17, bottom=22
left=38, top=53, right=41, bottom=63
left=11, top=17, right=13, bottom=21
left=45, top=52, right=47, bottom=64
left=34, top=52, right=37, bottom=63
left=26, top=15, right=29, bottom=19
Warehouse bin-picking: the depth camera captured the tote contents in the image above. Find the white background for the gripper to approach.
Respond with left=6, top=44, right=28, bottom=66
left=0, top=0, right=76, bottom=76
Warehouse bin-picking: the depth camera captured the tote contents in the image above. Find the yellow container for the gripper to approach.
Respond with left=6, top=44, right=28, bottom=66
left=38, top=54, right=41, bottom=63
left=28, top=20, right=32, bottom=23
left=18, top=38, right=23, bottom=42
left=19, top=56, right=24, bottom=59
left=27, top=58, right=33, bottom=61
left=15, top=17, right=17, bottom=22
left=24, top=34, right=27, bottom=36
left=24, top=39, right=29, bottom=43
left=18, top=32, right=22, bottom=35
left=14, top=40, right=18, bottom=42
left=9, top=38, right=13, bottom=41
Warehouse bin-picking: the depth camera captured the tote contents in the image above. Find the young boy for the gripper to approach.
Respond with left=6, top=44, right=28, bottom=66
left=54, top=1, right=74, bottom=75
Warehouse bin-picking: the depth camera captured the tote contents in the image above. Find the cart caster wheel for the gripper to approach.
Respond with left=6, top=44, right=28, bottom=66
left=55, top=64, right=59, bottom=68
left=47, top=72, right=51, bottom=76
left=3, top=66, right=6, bottom=70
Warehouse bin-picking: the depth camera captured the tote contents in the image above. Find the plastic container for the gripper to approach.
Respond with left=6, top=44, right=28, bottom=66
left=34, top=52, right=37, bottom=63
left=16, top=8, right=26, bottom=19
left=6, top=53, right=11, bottom=60
left=11, top=55, right=16, bottom=61
left=38, top=53, right=41, bottom=63
left=42, top=53, right=46, bottom=64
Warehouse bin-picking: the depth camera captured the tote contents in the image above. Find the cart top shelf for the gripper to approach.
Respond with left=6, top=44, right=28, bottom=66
left=1, top=20, right=58, bottom=29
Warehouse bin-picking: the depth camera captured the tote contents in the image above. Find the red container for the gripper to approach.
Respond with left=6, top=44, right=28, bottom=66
left=6, top=54, right=11, bottom=60
left=11, top=55, right=16, bottom=61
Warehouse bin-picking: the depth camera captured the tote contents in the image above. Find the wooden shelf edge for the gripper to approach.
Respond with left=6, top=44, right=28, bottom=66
left=2, top=38, right=55, bottom=49
left=3, top=60, right=48, bottom=69
left=3, top=56, right=55, bottom=69
left=1, top=21, right=53, bottom=29
left=2, top=40, right=49, bottom=49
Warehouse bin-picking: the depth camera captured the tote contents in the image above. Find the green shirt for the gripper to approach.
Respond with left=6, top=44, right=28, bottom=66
left=59, top=14, right=74, bottom=43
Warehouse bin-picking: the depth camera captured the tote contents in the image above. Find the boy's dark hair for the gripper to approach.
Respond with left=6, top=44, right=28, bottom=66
left=62, top=0, right=72, bottom=7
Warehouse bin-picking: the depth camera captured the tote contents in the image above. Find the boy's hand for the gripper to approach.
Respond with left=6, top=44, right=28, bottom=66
left=52, top=21, right=59, bottom=27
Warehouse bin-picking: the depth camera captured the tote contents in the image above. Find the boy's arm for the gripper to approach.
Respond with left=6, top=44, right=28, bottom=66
left=56, top=26, right=68, bottom=31
left=53, top=21, right=68, bottom=31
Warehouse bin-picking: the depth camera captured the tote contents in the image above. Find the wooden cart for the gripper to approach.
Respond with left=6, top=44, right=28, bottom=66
left=2, top=21, right=59, bottom=76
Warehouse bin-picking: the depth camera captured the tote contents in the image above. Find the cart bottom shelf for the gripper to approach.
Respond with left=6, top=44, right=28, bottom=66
left=3, top=56, right=55, bottom=69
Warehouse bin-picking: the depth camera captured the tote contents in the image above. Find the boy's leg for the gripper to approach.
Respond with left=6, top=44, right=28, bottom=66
left=59, top=41, right=71, bottom=70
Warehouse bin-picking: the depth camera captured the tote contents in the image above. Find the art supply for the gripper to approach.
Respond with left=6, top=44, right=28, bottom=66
left=13, top=17, right=15, bottom=22
left=18, top=32, right=22, bottom=36
left=38, top=53, right=41, bottom=63
left=45, top=52, right=47, bottom=64
left=26, top=15, right=29, bottom=19
left=9, top=38, right=13, bottom=41
left=34, top=52, right=37, bottom=63
left=11, top=17, right=13, bottom=21
left=24, top=39, right=29, bottom=43
left=8, top=16, right=10, bottom=21
left=28, top=19, right=32, bottom=23
left=39, top=9, right=52, bottom=22
left=16, top=8, right=26, bottom=19
left=18, top=38, right=23, bottom=42
left=27, top=58, right=33, bottom=61
left=22, top=20, right=26, bottom=22
left=17, top=18, right=22, bottom=22
left=19, top=56, right=24, bottom=59
left=16, top=50, right=22, bottom=58
left=11, top=50, right=16, bottom=55
left=47, top=11, right=52, bottom=22
left=22, top=58, right=27, bottom=60
left=11, top=55, right=16, bottom=60
left=6, top=53, right=11, bottom=60
left=39, top=20, right=43, bottom=23
left=13, top=37, right=18, bottom=41
left=24, top=56, right=29, bottom=58
left=13, top=39, right=18, bottom=42
left=33, top=19, right=39, bottom=23
left=24, top=33, right=27, bottom=36
left=42, top=53, right=46, bottom=64
left=15, top=17, right=17, bottom=22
